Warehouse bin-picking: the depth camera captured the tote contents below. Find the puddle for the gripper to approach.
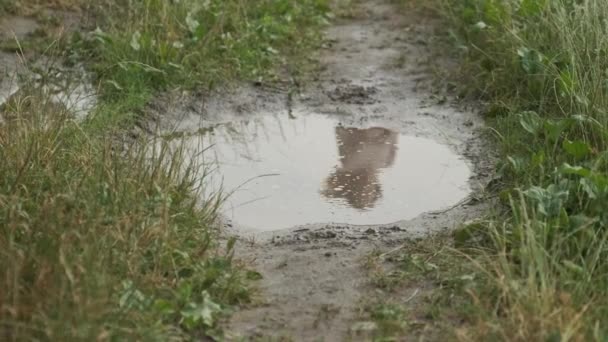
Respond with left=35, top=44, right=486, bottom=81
left=0, top=55, right=97, bottom=121
left=0, top=73, right=19, bottom=107
left=169, top=113, right=471, bottom=231
left=0, top=52, right=20, bottom=107
left=46, top=82, right=98, bottom=120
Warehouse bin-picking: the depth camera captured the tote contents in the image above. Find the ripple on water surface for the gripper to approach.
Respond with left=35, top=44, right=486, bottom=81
left=183, top=114, right=471, bottom=231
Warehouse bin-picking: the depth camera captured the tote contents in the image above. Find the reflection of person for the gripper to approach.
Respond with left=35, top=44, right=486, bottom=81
left=321, top=126, right=398, bottom=210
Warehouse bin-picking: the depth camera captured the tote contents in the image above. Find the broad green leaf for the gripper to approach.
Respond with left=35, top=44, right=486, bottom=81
left=523, top=184, right=569, bottom=218
left=130, top=31, right=141, bottom=51
left=153, top=299, right=176, bottom=316
left=519, top=110, right=542, bottom=134
left=178, top=282, right=193, bottom=301
left=580, top=178, right=599, bottom=199
left=186, top=12, right=200, bottom=34
left=517, top=47, right=544, bottom=74
left=559, top=163, right=591, bottom=177
left=543, top=119, right=571, bottom=142
left=180, top=291, right=222, bottom=328
left=563, top=140, right=591, bottom=159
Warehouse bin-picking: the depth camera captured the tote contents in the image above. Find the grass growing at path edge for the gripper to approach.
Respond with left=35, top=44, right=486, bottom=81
left=362, top=1, right=608, bottom=340
left=70, top=0, right=330, bottom=115
left=418, top=0, right=608, bottom=340
left=0, top=94, right=250, bottom=340
left=0, top=0, right=329, bottom=340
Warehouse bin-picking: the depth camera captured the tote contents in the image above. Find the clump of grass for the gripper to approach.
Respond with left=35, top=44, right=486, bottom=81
left=63, top=0, right=329, bottom=109
left=0, top=89, right=250, bottom=340
left=426, top=0, right=608, bottom=340
left=3, top=0, right=330, bottom=122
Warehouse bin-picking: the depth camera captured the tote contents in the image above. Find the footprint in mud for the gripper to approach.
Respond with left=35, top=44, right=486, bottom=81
left=326, top=84, right=379, bottom=105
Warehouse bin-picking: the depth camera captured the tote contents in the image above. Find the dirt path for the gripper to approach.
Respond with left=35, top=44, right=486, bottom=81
left=213, top=1, right=491, bottom=340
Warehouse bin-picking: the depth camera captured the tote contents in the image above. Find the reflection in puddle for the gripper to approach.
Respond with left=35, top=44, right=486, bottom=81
left=178, top=114, right=471, bottom=231
left=322, top=127, right=398, bottom=210
left=0, top=59, right=97, bottom=120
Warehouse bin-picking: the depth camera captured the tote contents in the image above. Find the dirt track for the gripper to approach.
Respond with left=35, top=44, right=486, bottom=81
left=208, top=1, right=492, bottom=340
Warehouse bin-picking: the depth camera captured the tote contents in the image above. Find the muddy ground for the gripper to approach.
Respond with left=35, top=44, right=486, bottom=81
left=156, top=1, right=491, bottom=340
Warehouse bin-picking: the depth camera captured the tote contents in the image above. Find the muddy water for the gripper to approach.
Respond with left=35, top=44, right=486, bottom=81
left=183, top=113, right=470, bottom=231
left=0, top=16, right=96, bottom=119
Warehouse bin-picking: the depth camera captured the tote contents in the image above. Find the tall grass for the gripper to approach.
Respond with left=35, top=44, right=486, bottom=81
left=438, top=0, right=608, bottom=340
left=0, top=90, right=251, bottom=340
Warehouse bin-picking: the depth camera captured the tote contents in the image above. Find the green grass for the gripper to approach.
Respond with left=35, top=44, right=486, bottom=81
left=0, top=90, right=251, bottom=340
left=67, top=0, right=329, bottom=113
left=2, top=0, right=330, bottom=122
left=0, top=0, right=329, bottom=339
left=361, top=0, right=608, bottom=340
left=412, top=0, right=608, bottom=340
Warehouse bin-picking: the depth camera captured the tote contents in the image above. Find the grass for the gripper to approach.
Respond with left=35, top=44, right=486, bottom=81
left=69, top=0, right=328, bottom=113
left=357, top=0, right=608, bottom=340
left=0, top=0, right=329, bottom=340
left=361, top=236, right=481, bottom=341
left=3, top=0, right=330, bottom=120
left=0, top=91, right=251, bottom=340
left=369, top=0, right=608, bottom=340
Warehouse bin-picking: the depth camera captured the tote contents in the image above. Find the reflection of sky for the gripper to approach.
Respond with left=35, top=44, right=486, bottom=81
left=177, top=113, right=471, bottom=231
